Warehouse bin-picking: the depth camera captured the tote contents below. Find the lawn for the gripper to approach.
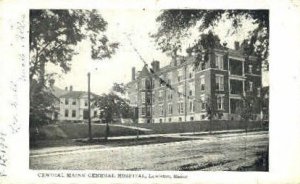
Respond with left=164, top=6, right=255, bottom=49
left=125, top=120, right=267, bottom=134
left=30, top=135, right=193, bottom=149
left=30, top=123, right=144, bottom=141
left=30, top=120, right=268, bottom=148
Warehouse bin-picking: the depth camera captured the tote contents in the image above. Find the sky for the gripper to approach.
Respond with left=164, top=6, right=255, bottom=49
left=46, top=9, right=268, bottom=95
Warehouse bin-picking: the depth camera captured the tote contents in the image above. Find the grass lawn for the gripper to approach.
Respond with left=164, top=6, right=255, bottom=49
left=30, top=136, right=194, bottom=149
left=125, top=120, right=267, bottom=134
left=30, top=123, right=144, bottom=145
left=30, top=120, right=268, bottom=148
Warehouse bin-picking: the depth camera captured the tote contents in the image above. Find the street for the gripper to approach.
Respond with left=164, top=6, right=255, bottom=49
left=30, top=131, right=268, bottom=171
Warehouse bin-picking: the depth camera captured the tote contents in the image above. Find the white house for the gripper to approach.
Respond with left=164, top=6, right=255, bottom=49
left=57, top=86, right=100, bottom=122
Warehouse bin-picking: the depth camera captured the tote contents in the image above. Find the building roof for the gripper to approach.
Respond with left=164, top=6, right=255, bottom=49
left=127, top=47, right=257, bottom=84
left=59, top=91, right=99, bottom=99
left=137, top=65, right=151, bottom=78
left=51, top=86, right=68, bottom=98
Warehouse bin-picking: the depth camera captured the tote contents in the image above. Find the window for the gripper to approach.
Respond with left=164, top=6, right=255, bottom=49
left=159, top=119, right=163, bottom=123
left=65, top=98, right=69, bottom=105
left=159, top=90, right=163, bottom=102
left=145, top=79, right=151, bottom=89
left=257, top=87, right=261, bottom=97
left=159, top=105, right=164, bottom=116
left=178, top=102, right=184, bottom=114
left=152, top=79, right=155, bottom=89
left=168, top=118, right=172, bottom=122
left=215, top=54, right=224, bottom=69
left=190, top=116, right=194, bottom=121
left=229, top=59, right=243, bottom=76
left=152, top=93, right=155, bottom=103
left=189, top=82, right=195, bottom=96
left=201, top=95, right=206, bottom=110
left=72, top=99, right=76, bottom=105
left=178, top=85, right=184, bottom=99
left=64, top=109, right=69, bottom=117
left=167, top=78, right=172, bottom=86
left=167, top=90, right=173, bottom=100
left=201, top=62, right=206, bottom=70
left=141, top=107, right=146, bottom=116
left=168, top=104, right=173, bottom=114
left=146, top=98, right=151, bottom=104
left=230, top=80, right=243, bottom=94
left=249, top=65, right=253, bottom=74
left=178, top=68, right=184, bottom=82
left=188, top=66, right=194, bottom=78
left=177, top=76, right=181, bottom=82
left=189, top=100, right=194, bottom=113
left=217, top=95, right=224, bottom=110
left=146, top=92, right=151, bottom=104
left=72, top=110, right=76, bottom=117
left=249, top=81, right=253, bottom=92
left=147, top=106, right=151, bottom=116
left=84, top=100, right=88, bottom=106
left=94, top=111, right=97, bottom=117
left=141, top=78, right=146, bottom=89
left=159, top=75, right=164, bottom=87
left=141, top=92, right=145, bottom=103
left=179, top=117, right=182, bottom=122
left=216, top=75, right=224, bottom=91
left=166, top=73, right=172, bottom=85
left=200, top=75, right=205, bottom=91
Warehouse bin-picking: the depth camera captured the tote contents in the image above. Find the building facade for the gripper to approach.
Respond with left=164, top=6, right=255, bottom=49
left=126, top=43, right=262, bottom=123
left=57, top=86, right=100, bottom=122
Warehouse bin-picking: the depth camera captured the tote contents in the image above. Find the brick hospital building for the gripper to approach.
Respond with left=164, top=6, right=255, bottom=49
left=126, top=42, right=262, bottom=124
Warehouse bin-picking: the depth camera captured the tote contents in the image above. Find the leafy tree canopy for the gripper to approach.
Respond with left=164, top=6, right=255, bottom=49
left=30, top=9, right=119, bottom=83
left=152, top=10, right=269, bottom=70
left=94, top=93, right=133, bottom=123
left=239, top=91, right=262, bottom=121
left=112, top=82, right=126, bottom=95
left=29, top=9, right=118, bottom=128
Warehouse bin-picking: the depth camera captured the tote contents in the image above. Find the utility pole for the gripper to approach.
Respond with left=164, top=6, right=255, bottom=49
left=184, top=65, right=187, bottom=123
left=88, top=72, right=92, bottom=141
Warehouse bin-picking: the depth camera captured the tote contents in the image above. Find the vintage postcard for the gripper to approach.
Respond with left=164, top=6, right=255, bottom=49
left=0, top=0, right=300, bottom=183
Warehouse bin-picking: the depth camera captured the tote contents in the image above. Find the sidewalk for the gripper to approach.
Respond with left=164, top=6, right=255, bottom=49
left=30, top=129, right=266, bottom=156
left=73, top=128, right=264, bottom=141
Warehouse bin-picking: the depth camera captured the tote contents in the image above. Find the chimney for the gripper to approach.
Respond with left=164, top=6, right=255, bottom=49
left=65, top=87, right=68, bottom=91
left=70, top=85, right=73, bottom=91
left=151, top=60, right=160, bottom=72
left=234, top=41, right=240, bottom=50
left=132, top=67, right=135, bottom=81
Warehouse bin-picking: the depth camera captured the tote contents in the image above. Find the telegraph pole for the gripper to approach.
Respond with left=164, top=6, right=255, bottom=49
left=88, top=72, right=92, bottom=141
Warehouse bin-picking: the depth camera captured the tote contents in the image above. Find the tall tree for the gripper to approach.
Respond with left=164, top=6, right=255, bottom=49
left=94, top=93, right=133, bottom=140
left=112, top=82, right=126, bottom=95
left=238, top=91, right=263, bottom=132
left=152, top=10, right=269, bottom=70
left=96, top=93, right=133, bottom=122
left=30, top=10, right=118, bottom=127
left=204, top=94, right=223, bottom=134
